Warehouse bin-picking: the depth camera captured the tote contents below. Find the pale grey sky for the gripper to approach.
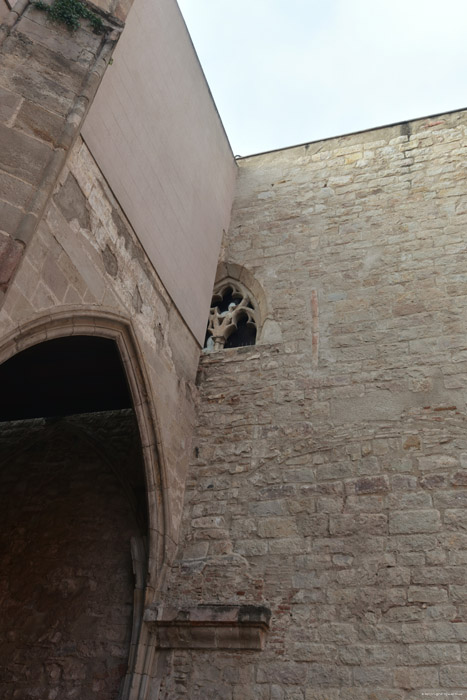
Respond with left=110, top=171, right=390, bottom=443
left=177, top=0, right=467, bottom=156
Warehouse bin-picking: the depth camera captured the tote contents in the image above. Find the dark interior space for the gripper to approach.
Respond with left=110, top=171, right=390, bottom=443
left=224, top=313, right=257, bottom=348
left=0, top=336, right=132, bottom=421
left=0, top=336, right=148, bottom=699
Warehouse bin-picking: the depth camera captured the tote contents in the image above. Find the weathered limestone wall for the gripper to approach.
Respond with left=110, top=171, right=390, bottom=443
left=0, top=0, right=234, bottom=566
left=1, top=2, right=235, bottom=693
left=82, top=0, right=237, bottom=343
left=0, top=411, right=144, bottom=699
left=0, top=0, right=11, bottom=23
left=162, top=111, right=467, bottom=698
left=0, top=0, right=122, bottom=299
left=0, top=134, right=201, bottom=574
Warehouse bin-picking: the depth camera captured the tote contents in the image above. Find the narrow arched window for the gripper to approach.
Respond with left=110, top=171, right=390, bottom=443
left=204, top=281, right=258, bottom=352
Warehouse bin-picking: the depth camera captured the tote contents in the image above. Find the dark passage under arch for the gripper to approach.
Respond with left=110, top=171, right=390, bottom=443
left=0, top=336, right=132, bottom=421
left=0, top=335, right=147, bottom=699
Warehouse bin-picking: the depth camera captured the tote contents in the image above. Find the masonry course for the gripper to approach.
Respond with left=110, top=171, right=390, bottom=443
left=160, top=111, right=467, bottom=698
left=2, top=0, right=467, bottom=696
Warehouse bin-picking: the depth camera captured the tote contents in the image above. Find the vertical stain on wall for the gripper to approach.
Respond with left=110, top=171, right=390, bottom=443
left=311, top=289, right=319, bottom=368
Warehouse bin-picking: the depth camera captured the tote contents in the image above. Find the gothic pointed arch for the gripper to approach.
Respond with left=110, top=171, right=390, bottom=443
left=204, top=262, right=282, bottom=351
left=0, top=307, right=170, bottom=700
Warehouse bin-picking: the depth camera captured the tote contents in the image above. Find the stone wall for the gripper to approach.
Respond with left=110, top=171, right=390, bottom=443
left=161, top=110, right=467, bottom=698
left=0, top=133, right=208, bottom=696
left=0, top=131, right=203, bottom=587
left=0, top=0, right=122, bottom=298
left=0, top=1, right=235, bottom=693
left=0, top=0, right=233, bottom=567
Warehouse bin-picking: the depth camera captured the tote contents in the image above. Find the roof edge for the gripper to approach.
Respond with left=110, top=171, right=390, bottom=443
left=236, top=105, right=467, bottom=160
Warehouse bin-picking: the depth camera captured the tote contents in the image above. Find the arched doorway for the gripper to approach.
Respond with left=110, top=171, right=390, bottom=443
left=0, top=332, right=151, bottom=699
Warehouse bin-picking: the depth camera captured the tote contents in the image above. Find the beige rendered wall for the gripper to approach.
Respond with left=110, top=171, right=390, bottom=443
left=82, top=0, right=237, bottom=345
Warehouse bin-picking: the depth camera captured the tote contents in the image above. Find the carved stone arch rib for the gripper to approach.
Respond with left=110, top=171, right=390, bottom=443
left=0, top=306, right=170, bottom=700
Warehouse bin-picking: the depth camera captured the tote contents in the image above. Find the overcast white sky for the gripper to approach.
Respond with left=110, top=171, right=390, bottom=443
left=177, top=0, right=467, bottom=156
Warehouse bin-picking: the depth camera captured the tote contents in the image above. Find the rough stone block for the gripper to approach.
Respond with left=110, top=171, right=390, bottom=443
left=306, top=664, right=352, bottom=687
left=0, top=200, right=23, bottom=236
left=352, top=666, right=393, bottom=686
left=440, top=665, right=467, bottom=688
left=389, top=510, right=441, bottom=534
left=435, top=491, right=467, bottom=508
left=256, top=663, right=307, bottom=685
left=404, top=643, right=460, bottom=665
left=297, top=514, right=329, bottom=537
left=345, top=474, right=389, bottom=494
left=0, top=122, right=52, bottom=184
left=418, top=454, right=459, bottom=471
left=0, top=86, right=22, bottom=124
left=257, top=517, right=298, bottom=538
left=14, top=99, right=63, bottom=146
left=41, top=255, right=69, bottom=301
left=394, top=666, right=439, bottom=689
left=0, top=233, right=24, bottom=290
left=329, top=513, right=387, bottom=536
left=408, top=586, right=448, bottom=604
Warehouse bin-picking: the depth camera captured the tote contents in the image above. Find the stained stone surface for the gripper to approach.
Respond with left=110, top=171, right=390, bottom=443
left=161, top=111, right=467, bottom=699
left=0, top=135, right=202, bottom=558
left=3, top=2, right=467, bottom=694
left=0, top=2, right=108, bottom=291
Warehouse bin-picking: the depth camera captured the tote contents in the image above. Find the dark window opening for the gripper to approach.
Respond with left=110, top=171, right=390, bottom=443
left=224, top=313, right=257, bottom=348
left=213, top=286, right=242, bottom=313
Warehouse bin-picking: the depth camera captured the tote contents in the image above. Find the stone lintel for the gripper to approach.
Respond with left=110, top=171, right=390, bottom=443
left=144, top=604, right=271, bottom=651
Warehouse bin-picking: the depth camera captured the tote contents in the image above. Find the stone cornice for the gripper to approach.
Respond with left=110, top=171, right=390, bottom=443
left=144, top=604, right=271, bottom=651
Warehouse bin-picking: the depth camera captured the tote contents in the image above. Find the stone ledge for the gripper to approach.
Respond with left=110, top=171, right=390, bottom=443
left=144, top=604, right=271, bottom=651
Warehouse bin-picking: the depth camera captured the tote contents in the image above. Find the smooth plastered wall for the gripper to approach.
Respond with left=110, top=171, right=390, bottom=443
left=82, top=0, right=237, bottom=344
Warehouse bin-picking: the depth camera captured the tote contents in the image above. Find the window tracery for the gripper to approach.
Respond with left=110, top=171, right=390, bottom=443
left=204, top=281, right=258, bottom=352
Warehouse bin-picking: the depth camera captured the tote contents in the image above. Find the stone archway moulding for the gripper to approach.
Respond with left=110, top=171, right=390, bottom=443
left=0, top=306, right=171, bottom=700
